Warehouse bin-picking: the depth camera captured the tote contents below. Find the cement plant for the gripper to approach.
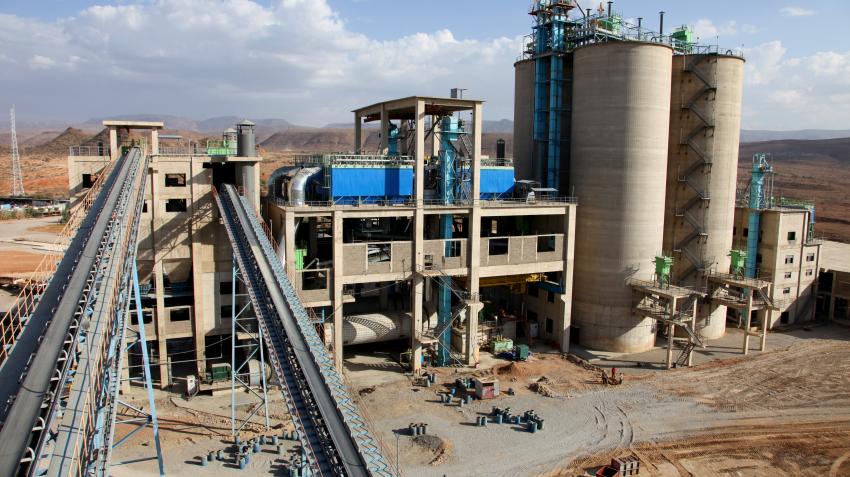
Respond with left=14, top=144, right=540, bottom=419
left=0, top=2, right=849, bottom=477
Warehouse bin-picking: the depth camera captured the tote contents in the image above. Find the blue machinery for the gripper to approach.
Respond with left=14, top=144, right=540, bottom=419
left=745, top=154, right=773, bottom=278
left=531, top=0, right=573, bottom=193
left=0, top=148, right=393, bottom=475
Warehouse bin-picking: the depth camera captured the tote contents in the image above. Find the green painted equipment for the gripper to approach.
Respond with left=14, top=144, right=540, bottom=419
left=515, top=344, right=530, bottom=361
left=654, top=256, right=674, bottom=287
left=491, top=338, right=514, bottom=354
left=671, top=25, right=694, bottom=52
left=208, top=363, right=231, bottom=382
left=294, top=248, right=307, bottom=271
left=729, top=250, right=747, bottom=276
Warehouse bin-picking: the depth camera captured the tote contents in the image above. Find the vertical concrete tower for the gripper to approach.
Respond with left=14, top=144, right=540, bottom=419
left=570, top=42, right=674, bottom=353
left=664, top=54, right=745, bottom=339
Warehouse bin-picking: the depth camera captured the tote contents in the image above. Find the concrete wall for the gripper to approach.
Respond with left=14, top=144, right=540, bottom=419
left=513, top=59, right=536, bottom=182
left=570, top=42, right=673, bottom=353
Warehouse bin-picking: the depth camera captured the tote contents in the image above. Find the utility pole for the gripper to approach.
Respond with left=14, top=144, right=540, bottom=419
left=9, top=106, right=25, bottom=196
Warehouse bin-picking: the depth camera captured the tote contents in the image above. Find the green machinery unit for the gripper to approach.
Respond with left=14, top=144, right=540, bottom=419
left=671, top=25, right=695, bottom=52
left=654, top=255, right=674, bottom=287
left=491, top=338, right=514, bottom=354
left=294, top=248, right=307, bottom=271
left=206, top=363, right=231, bottom=383
left=729, top=250, right=747, bottom=276
left=515, top=344, right=530, bottom=361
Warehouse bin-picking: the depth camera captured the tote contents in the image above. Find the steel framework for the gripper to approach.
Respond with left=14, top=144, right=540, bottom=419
left=9, top=106, right=25, bottom=196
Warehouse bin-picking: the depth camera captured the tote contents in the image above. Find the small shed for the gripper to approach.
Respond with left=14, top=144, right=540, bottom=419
left=472, top=377, right=500, bottom=399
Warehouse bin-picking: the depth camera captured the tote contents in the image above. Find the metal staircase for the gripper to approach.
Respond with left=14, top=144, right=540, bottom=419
left=674, top=54, right=718, bottom=282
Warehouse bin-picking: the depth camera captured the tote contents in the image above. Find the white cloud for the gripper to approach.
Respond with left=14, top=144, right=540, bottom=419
left=0, top=0, right=523, bottom=124
left=780, top=6, right=816, bottom=17
left=692, top=19, right=739, bottom=39
left=742, top=41, right=850, bottom=129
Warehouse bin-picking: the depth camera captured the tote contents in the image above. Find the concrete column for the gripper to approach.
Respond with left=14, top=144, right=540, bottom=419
left=332, top=211, right=345, bottom=370
left=411, top=100, right=426, bottom=374
left=666, top=322, right=674, bottom=369
left=431, top=118, right=441, bottom=158
left=284, top=212, right=296, bottom=281
left=190, top=157, right=208, bottom=378
left=109, top=127, right=119, bottom=161
left=689, top=299, right=697, bottom=367
left=830, top=273, right=837, bottom=320
left=471, top=103, right=483, bottom=203
left=760, top=309, right=769, bottom=351
left=354, top=113, right=362, bottom=154
left=743, top=291, right=753, bottom=355
left=380, top=105, right=389, bottom=155
left=466, top=207, right=482, bottom=365
left=560, top=205, right=577, bottom=352
left=151, top=129, right=159, bottom=155
left=154, top=260, right=169, bottom=388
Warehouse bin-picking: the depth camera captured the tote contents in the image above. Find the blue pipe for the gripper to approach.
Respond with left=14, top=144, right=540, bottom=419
left=745, top=155, right=771, bottom=277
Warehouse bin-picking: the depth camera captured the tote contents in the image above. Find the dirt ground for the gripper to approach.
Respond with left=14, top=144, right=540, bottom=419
left=349, top=325, right=850, bottom=477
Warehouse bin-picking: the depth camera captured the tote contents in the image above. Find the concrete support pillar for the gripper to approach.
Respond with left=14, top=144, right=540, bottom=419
left=151, top=129, right=159, bottom=155
left=743, top=291, right=753, bottom=355
left=689, top=299, right=697, bottom=367
left=465, top=302, right=484, bottom=365
left=760, top=309, right=769, bottom=351
left=153, top=260, right=169, bottom=388
left=666, top=322, right=674, bottom=369
left=560, top=205, right=577, bottom=352
left=109, top=127, right=119, bottom=161
left=332, top=211, right=345, bottom=370
left=431, top=119, right=441, bottom=158
left=829, top=274, right=837, bottom=320
left=354, top=113, right=362, bottom=154
left=380, top=105, right=389, bottom=155
left=466, top=207, right=482, bottom=365
left=471, top=104, right=483, bottom=203
left=284, top=212, right=296, bottom=281
left=411, top=100, right=426, bottom=375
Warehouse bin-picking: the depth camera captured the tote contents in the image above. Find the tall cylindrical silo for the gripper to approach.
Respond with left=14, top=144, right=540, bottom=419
left=513, top=59, right=536, bottom=181
left=570, top=42, right=673, bottom=353
left=664, top=54, right=745, bottom=339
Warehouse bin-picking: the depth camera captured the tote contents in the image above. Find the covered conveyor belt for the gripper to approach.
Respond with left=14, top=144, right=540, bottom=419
left=0, top=148, right=150, bottom=477
left=214, top=184, right=392, bottom=477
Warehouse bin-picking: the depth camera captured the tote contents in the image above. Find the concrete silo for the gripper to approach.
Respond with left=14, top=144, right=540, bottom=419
left=663, top=54, right=745, bottom=339
left=570, top=42, right=674, bottom=353
left=513, top=59, right=536, bottom=181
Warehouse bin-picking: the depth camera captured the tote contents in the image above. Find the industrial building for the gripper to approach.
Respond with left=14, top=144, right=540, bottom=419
left=68, top=120, right=262, bottom=387
left=266, top=96, right=576, bottom=373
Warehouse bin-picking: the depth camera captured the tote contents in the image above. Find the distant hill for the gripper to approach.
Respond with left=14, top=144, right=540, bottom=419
left=738, top=137, right=850, bottom=243
left=741, top=129, right=850, bottom=143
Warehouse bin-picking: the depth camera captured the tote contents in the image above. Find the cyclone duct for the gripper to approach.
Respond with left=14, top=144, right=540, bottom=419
left=664, top=54, right=744, bottom=340
left=570, top=41, right=673, bottom=353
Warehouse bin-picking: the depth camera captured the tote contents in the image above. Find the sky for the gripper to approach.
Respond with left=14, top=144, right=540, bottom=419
left=0, top=0, right=848, bottom=130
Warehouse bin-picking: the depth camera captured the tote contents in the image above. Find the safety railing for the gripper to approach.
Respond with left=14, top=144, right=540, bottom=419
left=268, top=196, right=577, bottom=208
left=0, top=159, right=117, bottom=364
left=68, top=146, right=110, bottom=157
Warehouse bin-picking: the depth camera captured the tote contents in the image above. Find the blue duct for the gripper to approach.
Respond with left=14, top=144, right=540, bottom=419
left=745, top=155, right=772, bottom=277
left=436, top=116, right=462, bottom=365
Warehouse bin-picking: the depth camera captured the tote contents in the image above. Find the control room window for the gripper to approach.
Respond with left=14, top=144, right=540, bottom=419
left=488, top=238, right=509, bottom=256
left=806, top=253, right=815, bottom=262
left=787, top=231, right=796, bottom=242
left=165, top=198, right=187, bottom=212
left=537, top=235, right=556, bottom=253
left=446, top=241, right=461, bottom=258
left=784, top=272, right=792, bottom=279
left=165, top=173, right=186, bottom=187
left=783, top=287, right=791, bottom=295
left=785, top=255, right=795, bottom=264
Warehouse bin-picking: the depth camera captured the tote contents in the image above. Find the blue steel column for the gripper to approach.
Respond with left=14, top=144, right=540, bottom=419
left=745, top=155, right=771, bottom=278
left=437, top=116, right=460, bottom=366
left=131, top=262, right=165, bottom=476
left=532, top=3, right=550, bottom=185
